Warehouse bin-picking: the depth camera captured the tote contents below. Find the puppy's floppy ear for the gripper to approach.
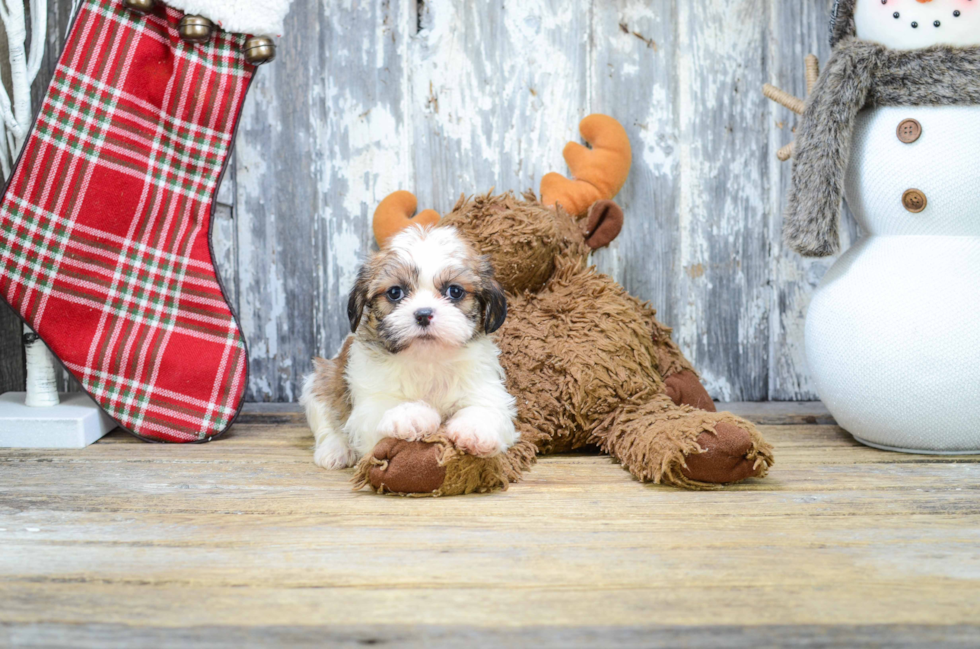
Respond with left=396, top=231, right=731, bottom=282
left=347, top=266, right=371, bottom=333
left=481, top=278, right=507, bottom=334
left=477, top=257, right=507, bottom=334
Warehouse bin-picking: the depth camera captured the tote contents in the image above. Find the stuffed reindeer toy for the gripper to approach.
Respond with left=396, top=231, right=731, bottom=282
left=329, top=115, right=774, bottom=496
left=767, top=0, right=980, bottom=453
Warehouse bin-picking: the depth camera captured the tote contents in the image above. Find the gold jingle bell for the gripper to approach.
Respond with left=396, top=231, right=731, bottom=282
left=178, top=15, right=214, bottom=44
left=243, top=37, right=276, bottom=65
left=122, top=0, right=156, bottom=14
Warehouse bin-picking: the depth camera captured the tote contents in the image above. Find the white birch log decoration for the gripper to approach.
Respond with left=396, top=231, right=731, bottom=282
left=0, top=0, right=55, bottom=407
left=23, top=326, right=59, bottom=406
left=0, top=0, right=46, bottom=155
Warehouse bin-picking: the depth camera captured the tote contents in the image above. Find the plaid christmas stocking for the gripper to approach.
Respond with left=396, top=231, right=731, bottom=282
left=0, top=0, right=288, bottom=442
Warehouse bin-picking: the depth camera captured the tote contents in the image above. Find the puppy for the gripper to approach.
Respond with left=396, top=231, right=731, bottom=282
left=301, top=224, right=518, bottom=469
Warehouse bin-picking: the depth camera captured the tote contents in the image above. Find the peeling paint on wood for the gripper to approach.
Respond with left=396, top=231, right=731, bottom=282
left=231, top=0, right=414, bottom=402
left=766, top=0, right=857, bottom=401
left=3, top=0, right=848, bottom=403
left=410, top=0, right=591, bottom=213
left=591, top=0, right=680, bottom=379
left=672, top=0, right=772, bottom=401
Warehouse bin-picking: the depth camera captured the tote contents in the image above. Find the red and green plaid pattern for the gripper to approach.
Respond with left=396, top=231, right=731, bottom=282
left=0, top=0, right=252, bottom=442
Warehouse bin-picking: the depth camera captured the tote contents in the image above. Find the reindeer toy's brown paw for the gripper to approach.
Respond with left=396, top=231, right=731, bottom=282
left=594, top=396, right=774, bottom=490
left=671, top=415, right=774, bottom=488
left=663, top=370, right=717, bottom=412
left=681, top=421, right=771, bottom=485
left=352, top=434, right=538, bottom=497
left=352, top=438, right=453, bottom=496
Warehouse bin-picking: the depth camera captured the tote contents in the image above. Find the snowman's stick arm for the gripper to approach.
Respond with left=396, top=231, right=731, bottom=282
left=776, top=141, right=794, bottom=162
left=763, top=84, right=805, bottom=115
left=763, top=55, right=820, bottom=162
left=805, top=54, right=820, bottom=95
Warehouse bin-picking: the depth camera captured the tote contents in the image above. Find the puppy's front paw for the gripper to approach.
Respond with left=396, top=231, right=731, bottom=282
left=445, top=408, right=509, bottom=458
left=314, top=434, right=358, bottom=470
left=377, top=401, right=442, bottom=442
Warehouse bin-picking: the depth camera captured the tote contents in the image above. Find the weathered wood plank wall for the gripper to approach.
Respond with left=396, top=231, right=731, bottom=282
left=1, top=0, right=854, bottom=403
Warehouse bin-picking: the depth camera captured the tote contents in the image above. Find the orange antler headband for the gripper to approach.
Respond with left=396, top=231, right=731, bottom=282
left=539, top=114, right=632, bottom=218
left=372, top=190, right=441, bottom=247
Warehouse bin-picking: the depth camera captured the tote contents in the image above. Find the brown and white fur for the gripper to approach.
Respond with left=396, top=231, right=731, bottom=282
left=301, top=225, right=517, bottom=469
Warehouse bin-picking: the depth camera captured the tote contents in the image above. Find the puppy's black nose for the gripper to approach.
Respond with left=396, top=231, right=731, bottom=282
left=414, top=308, right=434, bottom=327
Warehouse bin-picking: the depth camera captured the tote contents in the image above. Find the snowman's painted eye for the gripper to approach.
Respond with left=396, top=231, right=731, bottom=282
left=934, top=20, right=941, bottom=27
left=894, top=12, right=900, bottom=19
left=954, top=10, right=961, bottom=17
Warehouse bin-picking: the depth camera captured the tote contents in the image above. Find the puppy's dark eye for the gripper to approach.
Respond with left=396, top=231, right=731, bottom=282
left=446, top=285, right=465, bottom=300
left=386, top=286, right=404, bottom=301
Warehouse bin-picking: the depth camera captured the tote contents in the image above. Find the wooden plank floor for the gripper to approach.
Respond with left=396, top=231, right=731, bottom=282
left=2, top=404, right=980, bottom=648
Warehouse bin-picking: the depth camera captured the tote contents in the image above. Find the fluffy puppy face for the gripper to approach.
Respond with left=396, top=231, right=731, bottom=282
left=347, top=225, right=506, bottom=353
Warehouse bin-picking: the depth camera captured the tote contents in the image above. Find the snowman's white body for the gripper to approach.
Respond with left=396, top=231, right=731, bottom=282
left=805, top=105, right=980, bottom=452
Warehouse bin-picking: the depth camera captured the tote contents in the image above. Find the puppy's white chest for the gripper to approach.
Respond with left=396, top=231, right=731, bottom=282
left=389, top=361, right=466, bottom=411
left=347, top=341, right=484, bottom=415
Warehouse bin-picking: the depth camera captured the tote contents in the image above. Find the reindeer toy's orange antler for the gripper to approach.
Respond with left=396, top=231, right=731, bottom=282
left=372, top=190, right=441, bottom=247
left=540, top=114, right=632, bottom=217
left=763, top=54, right=820, bottom=162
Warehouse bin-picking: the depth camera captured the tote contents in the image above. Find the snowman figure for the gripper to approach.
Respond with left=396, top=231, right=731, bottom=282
left=783, top=0, right=980, bottom=453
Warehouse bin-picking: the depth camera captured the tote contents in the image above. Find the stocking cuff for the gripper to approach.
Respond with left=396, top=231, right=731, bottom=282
left=165, top=0, right=293, bottom=36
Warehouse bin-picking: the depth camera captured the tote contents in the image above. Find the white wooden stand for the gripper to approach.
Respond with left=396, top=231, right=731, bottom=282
left=0, top=391, right=115, bottom=448
left=0, top=327, right=115, bottom=448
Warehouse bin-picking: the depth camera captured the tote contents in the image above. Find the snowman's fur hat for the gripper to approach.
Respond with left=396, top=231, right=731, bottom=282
left=784, top=2, right=980, bottom=256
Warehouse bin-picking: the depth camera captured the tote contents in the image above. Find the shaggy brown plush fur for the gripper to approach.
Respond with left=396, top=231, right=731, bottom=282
left=786, top=2, right=980, bottom=256
left=356, top=193, right=774, bottom=495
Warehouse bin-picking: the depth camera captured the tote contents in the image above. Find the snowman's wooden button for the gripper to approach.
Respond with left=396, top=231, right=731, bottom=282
left=902, top=189, right=927, bottom=213
left=897, top=119, right=922, bottom=144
